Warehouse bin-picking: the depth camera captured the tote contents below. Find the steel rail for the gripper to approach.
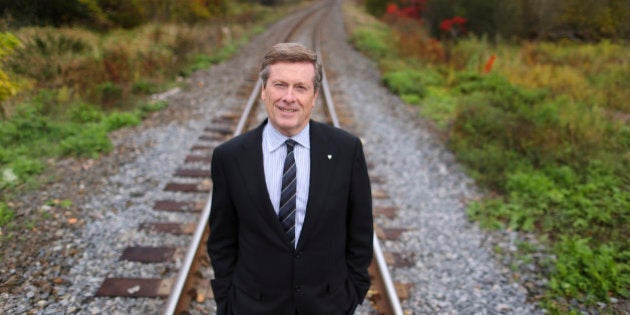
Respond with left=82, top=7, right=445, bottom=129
left=373, top=234, right=405, bottom=315
left=163, top=193, right=212, bottom=315
left=234, top=79, right=262, bottom=136
left=315, top=43, right=340, bottom=127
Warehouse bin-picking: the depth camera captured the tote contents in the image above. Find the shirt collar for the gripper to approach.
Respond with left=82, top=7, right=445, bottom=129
left=264, top=122, right=311, bottom=153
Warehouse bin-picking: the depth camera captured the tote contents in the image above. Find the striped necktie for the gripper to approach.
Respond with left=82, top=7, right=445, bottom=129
left=279, top=139, right=297, bottom=247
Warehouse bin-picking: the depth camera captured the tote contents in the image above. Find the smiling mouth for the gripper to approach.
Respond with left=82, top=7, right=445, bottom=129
left=277, top=106, right=298, bottom=113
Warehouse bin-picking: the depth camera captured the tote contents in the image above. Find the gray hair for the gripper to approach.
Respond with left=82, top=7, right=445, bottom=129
left=259, top=42, right=322, bottom=93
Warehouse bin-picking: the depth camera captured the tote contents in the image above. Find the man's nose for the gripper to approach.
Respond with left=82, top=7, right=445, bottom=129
left=282, top=87, right=296, bottom=102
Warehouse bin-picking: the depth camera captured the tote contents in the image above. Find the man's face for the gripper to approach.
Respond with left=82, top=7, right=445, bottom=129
left=261, top=62, right=318, bottom=137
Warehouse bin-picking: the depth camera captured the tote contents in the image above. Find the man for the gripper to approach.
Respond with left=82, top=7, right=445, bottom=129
left=207, top=42, right=373, bottom=315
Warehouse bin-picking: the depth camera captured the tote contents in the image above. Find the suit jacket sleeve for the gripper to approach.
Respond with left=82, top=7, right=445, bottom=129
left=346, top=137, right=374, bottom=303
left=207, top=146, right=237, bottom=313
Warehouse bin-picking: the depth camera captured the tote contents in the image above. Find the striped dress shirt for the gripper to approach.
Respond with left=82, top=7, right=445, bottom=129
left=262, top=122, right=310, bottom=248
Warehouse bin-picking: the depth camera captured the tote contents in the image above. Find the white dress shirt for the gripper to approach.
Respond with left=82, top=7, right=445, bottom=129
left=262, top=122, right=310, bottom=248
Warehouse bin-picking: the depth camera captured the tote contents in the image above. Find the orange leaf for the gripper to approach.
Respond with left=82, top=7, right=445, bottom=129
left=483, top=54, right=497, bottom=73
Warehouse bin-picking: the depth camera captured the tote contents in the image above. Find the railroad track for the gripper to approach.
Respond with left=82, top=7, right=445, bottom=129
left=94, top=1, right=408, bottom=314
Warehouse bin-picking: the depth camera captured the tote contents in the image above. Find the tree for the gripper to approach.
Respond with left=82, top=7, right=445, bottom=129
left=0, top=0, right=93, bottom=27
left=421, top=0, right=630, bottom=41
left=558, top=0, right=630, bottom=40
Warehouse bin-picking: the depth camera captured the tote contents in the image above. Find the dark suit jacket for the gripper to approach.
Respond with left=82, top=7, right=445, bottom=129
left=207, top=120, right=373, bottom=315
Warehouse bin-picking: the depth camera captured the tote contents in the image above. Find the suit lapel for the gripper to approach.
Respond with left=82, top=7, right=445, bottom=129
left=297, top=121, right=337, bottom=249
left=235, top=121, right=287, bottom=240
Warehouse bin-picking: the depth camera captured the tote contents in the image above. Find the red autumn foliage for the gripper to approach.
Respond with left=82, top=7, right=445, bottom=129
left=451, top=16, right=467, bottom=25
left=439, top=16, right=467, bottom=35
left=483, top=54, right=497, bottom=73
left=439, top=19, right=452, bottom=32
left=384, top=0, right=426, bottom=20
left=386, top=3, right=398, bottom=15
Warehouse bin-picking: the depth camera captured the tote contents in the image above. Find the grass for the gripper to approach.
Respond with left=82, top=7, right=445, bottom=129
left=0, top=202, right=13, bottom=227
left=344, top=1, right=629, bottom=313
left=0, top=93, right=152, bottom=189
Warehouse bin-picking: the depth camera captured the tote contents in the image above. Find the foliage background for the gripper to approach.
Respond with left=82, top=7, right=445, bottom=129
left=365, top=0, right=630, bottom=41
left=0, top=0, right=231, bottom=28
left=351, top=0, right=629, bottom=314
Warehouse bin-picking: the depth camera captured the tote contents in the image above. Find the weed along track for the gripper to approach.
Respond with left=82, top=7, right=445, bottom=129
left=93, top=1, right=406, bottom=314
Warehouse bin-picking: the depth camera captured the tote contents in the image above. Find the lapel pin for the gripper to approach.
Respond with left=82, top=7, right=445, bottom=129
left=327, top=154, right=332, bottom=160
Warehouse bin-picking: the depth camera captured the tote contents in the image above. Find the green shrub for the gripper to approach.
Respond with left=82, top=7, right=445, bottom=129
left=28, top=32, right=93, bottom=56
left=102, top=111, right=140, bottom=132
left=401, top=94, right=422, bottom=105
left=59, top=124, right=112, bottom=158
left=96, top=81, right=123, bottom=105
left=210, top=43, right=237, bottom=63
left=1, top=167, right=18, bottom=189
left=453, top=72, right=548, bottom=108
left=131, top=79, right=160, bottom=95
left=383, top=70, right=427, bottom=97
left=349, top=26, right=393, bottom=60
left=420, top=86, right=458, bottom=129
left=1, top=97, right=139, bottom=186
left=186, top=54, right=214, bottom=73
left=0, top=147, right=10, bottom=164
left=383, top=68, right=444, bottom=100
left=3, top=102, right=78, bottom=147
left=138, top=100, right=168, bottom=114
left=550, top=237, right=630, bottom=303
left=188, top=42, right=235, bottom=69
left=69, top=102, right=104, bottom=123
left=27, top=89, right=63, bottom=115
left=449, top=134, right=526, bottom=189
left=1, top=104, right=53, bottom=144
left=466, top=198, right=510, bottom=230
left=449, top=35, right=494, bottom=71
left=0, top=156, right=44, bottom=189
left=0, top=202, right=14, bottom=227
left=10, top=157, right=45, bottom=179
left=14, top=159, right=43, bottom=185
left=504, top=170, right=562, bottom=231
left=448, top=79, right=575, bottom=175
left=0, top=119, right=18, bottom=148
